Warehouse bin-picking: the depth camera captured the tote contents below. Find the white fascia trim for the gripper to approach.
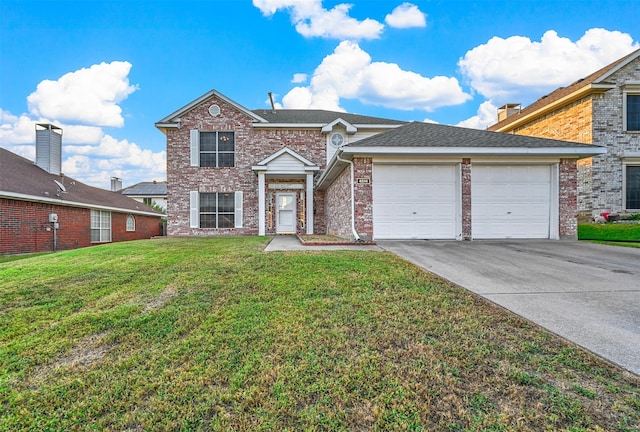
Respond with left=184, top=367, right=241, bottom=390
left=156, top=89, right=268, bottom=126
left=321, top=118, right=357, bottom=133
left=595, top=50, right=640, bottom=83
left=1, top=192, right=164, bottom=217
left=340, top=146, right=607, bottom=157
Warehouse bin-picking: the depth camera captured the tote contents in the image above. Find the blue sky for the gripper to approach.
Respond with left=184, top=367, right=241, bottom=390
left=1, top=0, right=639, bottom=189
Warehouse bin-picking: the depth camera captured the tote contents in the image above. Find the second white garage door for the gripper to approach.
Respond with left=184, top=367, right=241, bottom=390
left=472, top=165, right=552, bottom=239
left=373, top=164, right=459, bottom=239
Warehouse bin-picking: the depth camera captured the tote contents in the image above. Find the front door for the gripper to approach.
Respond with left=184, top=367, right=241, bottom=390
left=276, top=193, right=296, bottom=234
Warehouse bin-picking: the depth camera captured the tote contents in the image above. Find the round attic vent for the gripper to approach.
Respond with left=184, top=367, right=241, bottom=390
left=208, top=104, right=221, bottom=117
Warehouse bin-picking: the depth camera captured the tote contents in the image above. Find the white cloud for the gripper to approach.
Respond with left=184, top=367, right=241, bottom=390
left=292, top=73, right=308, bottom=83
left=26, top=61, right=138, bottom=127
left=253, top=0, right=384, bottom=40
left=281, top=41, right=471, bottom=111
left=459, top=28, right=640, bottom=101
left=1, top=62, right=165, bottom=190
left=385, top=3, right=426, bottom=29
left=456, top=100, right=499, bottom=130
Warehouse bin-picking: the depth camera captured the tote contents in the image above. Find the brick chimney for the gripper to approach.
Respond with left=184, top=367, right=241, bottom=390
left=35, top=123, right=63, bottom=175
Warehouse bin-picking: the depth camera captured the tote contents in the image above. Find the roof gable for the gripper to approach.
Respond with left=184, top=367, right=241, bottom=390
left=155, top=89, right=268, bottom=131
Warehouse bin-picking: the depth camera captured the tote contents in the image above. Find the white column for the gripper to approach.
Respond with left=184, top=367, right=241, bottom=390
left=306, top=172, right=314, bottom=234
left=258, top=171, right=266, bottom=236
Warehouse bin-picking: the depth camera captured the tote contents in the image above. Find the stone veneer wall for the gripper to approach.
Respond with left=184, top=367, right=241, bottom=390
left=591, top=59, right=640, bottom=215
left=324, top=166, right=352, bottom=238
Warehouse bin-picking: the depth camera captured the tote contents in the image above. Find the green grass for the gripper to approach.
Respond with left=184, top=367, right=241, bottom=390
left=579, top=223, right=640, bottom=242
left=1, top=237, right=639, bottom=431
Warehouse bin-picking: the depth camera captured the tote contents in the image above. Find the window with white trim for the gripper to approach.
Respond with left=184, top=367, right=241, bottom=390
left=126, top=214, right=136, bottom=231
left=627, top=94, right=640, bottom=131
left=190, top=130, right=235, bottom=167
left=91, top=210, right=112, bottom=242
left=189, top=191, right=243, bottom=229
left=625, top=164, right=640, bottom=211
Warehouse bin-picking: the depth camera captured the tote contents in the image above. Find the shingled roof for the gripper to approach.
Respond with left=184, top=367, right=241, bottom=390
left=121, top=181, right=167, bottom=197
left=488, top=48, right=640, bottom=131
left=346, top=121, right=605, bottom=150
left=251, top=109, right=406, bottom=126
left=0, top=147, right=163, bottom=216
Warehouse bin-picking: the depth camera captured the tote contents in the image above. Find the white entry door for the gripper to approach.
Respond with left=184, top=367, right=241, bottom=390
left=276, top=193, right=296, bottom=234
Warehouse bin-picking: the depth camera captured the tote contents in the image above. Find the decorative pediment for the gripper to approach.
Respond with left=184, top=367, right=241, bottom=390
left=252, top=147, right=319, bottom=175
left=321, top=118, right=357, bottom=134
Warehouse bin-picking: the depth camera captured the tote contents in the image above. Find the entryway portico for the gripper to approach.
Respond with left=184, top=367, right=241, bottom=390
left=252, top=147, right=319, bottom=236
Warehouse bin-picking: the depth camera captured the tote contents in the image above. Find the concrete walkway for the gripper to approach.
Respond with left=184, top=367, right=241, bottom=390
left=264, top=235, right=383, bottom=252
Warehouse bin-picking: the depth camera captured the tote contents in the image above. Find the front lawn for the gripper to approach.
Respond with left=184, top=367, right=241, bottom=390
left=579, top=223, right=640, bottom=247
left=1, top=237, right=638, bottom=431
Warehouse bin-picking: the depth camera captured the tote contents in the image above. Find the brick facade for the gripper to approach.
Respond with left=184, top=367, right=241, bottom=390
left=461, top=159, right=472, bottom=240
left=0, top=198, right=162, bottom=255
left=166, top=94, right=329, bottom=237
left=559, top=159, right=579, bottom=238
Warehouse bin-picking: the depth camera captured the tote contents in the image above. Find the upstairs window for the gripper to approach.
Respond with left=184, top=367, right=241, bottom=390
left=626, top=94, right=640, bottom=131
left=190, top=130, right=235, bottom=167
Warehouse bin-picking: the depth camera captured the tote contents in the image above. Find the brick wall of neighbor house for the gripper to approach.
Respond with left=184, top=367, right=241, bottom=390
left=510, top=97, right=596, bottom=216
left=166, top=94, right=327, bottom=236
left=591, top=62, right=640, bottom=215
left=324, top=165, right=352, bottom=238
left=111, top=212, right=162, bottom=242
left=0, top=198, right=90, bottom=254
left=559, top=159, right=579, bottom=239
left=0, top=198, right=162, bottom=255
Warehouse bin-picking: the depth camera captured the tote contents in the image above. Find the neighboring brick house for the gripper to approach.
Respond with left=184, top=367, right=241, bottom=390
left=0, top=124, right=164, bottom=255
left=119, top=181, right=168, bottom=212
left=156, top=89, right=604, bottom=241
left=488, top=49, right=640, bottom=218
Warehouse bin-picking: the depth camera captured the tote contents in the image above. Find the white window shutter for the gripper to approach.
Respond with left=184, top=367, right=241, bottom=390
left=190, top=129, right=199, bottom=167
left=189, top=191, right=199, bottom=228
left=234, top=191, right=243, bottom=228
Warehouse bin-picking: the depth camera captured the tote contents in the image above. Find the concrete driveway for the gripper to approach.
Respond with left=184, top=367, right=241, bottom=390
left=378, top=240, right=640, bottom=375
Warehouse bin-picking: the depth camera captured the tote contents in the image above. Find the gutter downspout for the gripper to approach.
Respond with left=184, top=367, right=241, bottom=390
left=335, top=152, right=361, bottom=241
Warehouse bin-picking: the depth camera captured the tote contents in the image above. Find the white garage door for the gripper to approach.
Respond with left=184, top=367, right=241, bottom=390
left=373, top=164, right=458, bottom=239
left=472, top=165, right=552, bottom=239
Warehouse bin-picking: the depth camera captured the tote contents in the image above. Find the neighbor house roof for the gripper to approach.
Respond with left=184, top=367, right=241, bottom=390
left=0, top=147, right=163, bottom=217
left=121, top=181, right=167, bottom=197
left=316, top=121, right=606, bottom=190
left=488, top=48, right=640, bottom=132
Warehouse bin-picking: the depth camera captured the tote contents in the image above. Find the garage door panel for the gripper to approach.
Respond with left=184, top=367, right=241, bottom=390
left=472, top=165, right=552, bottom=239
left=373, top=164, right=458, bottom=240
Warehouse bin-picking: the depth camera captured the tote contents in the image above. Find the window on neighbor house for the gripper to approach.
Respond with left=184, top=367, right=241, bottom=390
left=143, top=197, right=153, bottom=206
left=626, top=165, right=640, bottom=210
left=126, top=214, right=136, bottom=231
left=91, top=210, right=112, bottom=242
left=199, top=192, right=235, bottom=228
left=199, top=131, right=235, bottom=167
left=625, top=93, right=640, bottom=131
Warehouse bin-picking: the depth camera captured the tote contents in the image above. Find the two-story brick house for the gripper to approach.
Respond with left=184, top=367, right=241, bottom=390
left=156, top=89, right=604, bottom=241
left=488, top=49, right=640, bottom=218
